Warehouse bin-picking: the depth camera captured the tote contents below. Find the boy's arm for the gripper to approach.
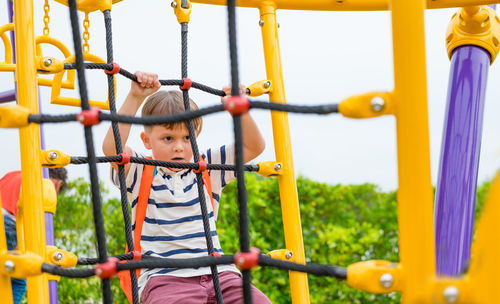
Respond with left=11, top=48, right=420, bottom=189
left=221, top=85, right=265, bottom=163
left=102, top=71, right=161, bottom=174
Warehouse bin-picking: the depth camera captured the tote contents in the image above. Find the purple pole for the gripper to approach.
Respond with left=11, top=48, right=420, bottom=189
left=7, top=0, right=58, bottom=302
left=0, top=89, right=16, bottom=103
left=434, top=45, right=489, bottom=276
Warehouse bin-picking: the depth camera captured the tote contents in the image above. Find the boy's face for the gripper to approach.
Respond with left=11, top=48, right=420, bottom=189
left=141, top=124, right=194, bottom=171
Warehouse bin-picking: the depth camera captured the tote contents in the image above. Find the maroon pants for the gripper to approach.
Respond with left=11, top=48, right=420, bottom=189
left=141, top=271, right=271, bottom=304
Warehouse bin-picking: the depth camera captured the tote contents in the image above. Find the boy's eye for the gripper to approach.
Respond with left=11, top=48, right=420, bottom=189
left=164, top=136, right=172, bottom=141
left=184, top=136, right=190, bottom=140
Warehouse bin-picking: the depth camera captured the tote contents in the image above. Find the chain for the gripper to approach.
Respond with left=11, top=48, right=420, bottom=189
left=43, top=0, right=50, bottom=36
left=82, top=12, right=90, bottom=53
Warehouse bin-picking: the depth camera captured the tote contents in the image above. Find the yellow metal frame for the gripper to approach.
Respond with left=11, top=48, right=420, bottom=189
left=446, top=6, right=500, bottom=63
left=391, top=1, right=436, bottom=302
left=6, top=0, right=500, bottom=303
left=50, top=53, right=113, bottom=110
left=191, top=0, right=500, bottom=11
left=0, top=24, right=76, bottom=87
left=0, top=23, right=15, bottom=72
left=247, top=79, right=272, bottom=97
left=259, top=2, right=310, bottom=303
left=54, top=0, right=123, bottom=13
left=36, top=35, right=76, bottom=89
left=12, top=0, right=49, bottom=302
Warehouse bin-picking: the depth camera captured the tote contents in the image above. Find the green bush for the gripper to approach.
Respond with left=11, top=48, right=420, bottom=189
left=54, top=178, right=127, bottom=303
left=53, top=174, right=492, bottom=303
left=218, top=174, right=400, bottom=303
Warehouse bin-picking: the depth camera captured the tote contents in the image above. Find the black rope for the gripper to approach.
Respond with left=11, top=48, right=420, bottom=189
left=180, top=20, right=224, bottom=304
left=42, top=263, right=95, bottom=278
left=67, top=1, right=112, bottom=302
left=99, top=104, right=225, bottom=125
left=28, top=113, right=77, bottom=123
left=234, top=115, right=253, bottom=303
left=27, top=101, right=339, bottom=125
left=78, top=253, right=134, bottom=265
left=258, top=255, right=347, bottom=279
left=117, top=255, right=235, bottom=272
left=37, top=2, right=352, bottom=303
left=70, top=155, right=260, bottom=171
left=103, top=9, right=140, bottom=304
left=251, top=101, right=339, bottom=114
left=227, top=0, right=240, bottom=97
left=227, top=0, right=252, bottom=302
left=43, top=255, right=348, bottom=280
left=63, top=62, right=225, bottom=96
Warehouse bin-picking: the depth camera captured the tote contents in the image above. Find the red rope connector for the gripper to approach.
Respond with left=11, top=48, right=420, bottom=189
left=117, top=152, right=130, bottom=166
left=95, top=257, right=119, bottom=279
left=193, top=160, right=207, bottom=173
left=131, top=250, right=142, bottom=261
left=234, top=248, right=260, bottom=270
left=77, top=107, right=101, bottom=126
left=209, top=252, right=221, bottom=257
left=179, top=78, right=192, bottom=91
left=104, top=62, right=120, bottom=75
left=224, top=96, right=250, bottom=115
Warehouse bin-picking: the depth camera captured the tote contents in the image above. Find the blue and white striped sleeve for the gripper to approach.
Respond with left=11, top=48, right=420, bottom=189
left=110, top=150, right=144, bottom=195
left=203, top=144, right=236, bottom=193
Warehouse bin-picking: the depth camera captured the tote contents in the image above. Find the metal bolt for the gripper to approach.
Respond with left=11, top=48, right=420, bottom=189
left=285, top=251, right=293, bottom=260
left=277, top=23, right=280, bottom=28
left=171, top=1, right=177, bottom=8
left=370, top=96, right=385, bottom=112
left=4, top=260, right=15, bottom=273
left=43, top=58, right=52, bottom=67
left=443, top=286, right=459, bottom=303
left=53, top=252, right=63, bottom=262
left=263, top=81, right=271, bottom=89
left=259, top=20, right=264, bottom=27
left=379, top=273, right=394, bottom=288
left=48, top=151, right=58, bottom=161
left=95, top=268, right=102, bottom=276
left=274, top=163, right=282, bottom=171
left=237, top=257, right=245, bottom=265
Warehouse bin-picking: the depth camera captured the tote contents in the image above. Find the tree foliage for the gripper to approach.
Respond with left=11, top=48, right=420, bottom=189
left=53, top=174, right=492, bottom=303
left=54, top=178, right=127, bottom=303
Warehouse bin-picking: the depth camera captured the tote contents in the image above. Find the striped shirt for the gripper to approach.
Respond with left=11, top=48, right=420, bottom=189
left=111, top=144, right=240, bottom=294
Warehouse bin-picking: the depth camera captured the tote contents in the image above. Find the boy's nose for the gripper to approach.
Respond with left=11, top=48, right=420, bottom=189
left=174, top=142, right=184, bottom=152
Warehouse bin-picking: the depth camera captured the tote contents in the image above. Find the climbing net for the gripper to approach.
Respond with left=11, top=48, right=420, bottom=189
left=30, top=0, right=345, bottom=303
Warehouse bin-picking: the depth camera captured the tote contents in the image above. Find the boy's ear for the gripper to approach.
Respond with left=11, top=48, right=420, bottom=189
left=141, top=131, right=152, bottom=150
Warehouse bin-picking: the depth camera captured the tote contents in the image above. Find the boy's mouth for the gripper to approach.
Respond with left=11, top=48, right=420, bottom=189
left=171, top=157, right=184, bottom=162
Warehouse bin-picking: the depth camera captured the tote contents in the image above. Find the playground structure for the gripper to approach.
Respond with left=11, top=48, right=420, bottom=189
left=1, top=0, right=500, bottom=303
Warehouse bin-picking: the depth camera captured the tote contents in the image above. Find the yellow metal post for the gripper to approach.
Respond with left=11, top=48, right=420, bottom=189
left=391, top=0, right=435, bottom=302
left=13, top=0, right=50, bottom=302
left=259, top=2, right=310, bottom=303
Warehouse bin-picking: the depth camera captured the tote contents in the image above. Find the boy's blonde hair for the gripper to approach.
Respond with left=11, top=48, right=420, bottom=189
left=141, top=90, right=202, bottom=134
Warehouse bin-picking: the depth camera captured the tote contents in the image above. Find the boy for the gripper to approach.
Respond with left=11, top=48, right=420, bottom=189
left=102, top=72, right=270, bottom=303
left=0, top=167, right=67, bottom=304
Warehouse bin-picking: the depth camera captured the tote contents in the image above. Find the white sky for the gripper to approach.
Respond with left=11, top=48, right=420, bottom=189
left=1, top=1, right=500, bottom=197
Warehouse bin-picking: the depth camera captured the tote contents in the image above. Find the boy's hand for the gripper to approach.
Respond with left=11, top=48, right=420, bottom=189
left=130, top=71, right=161, bottom=98
left=221, top=84, right=247, bottom=103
